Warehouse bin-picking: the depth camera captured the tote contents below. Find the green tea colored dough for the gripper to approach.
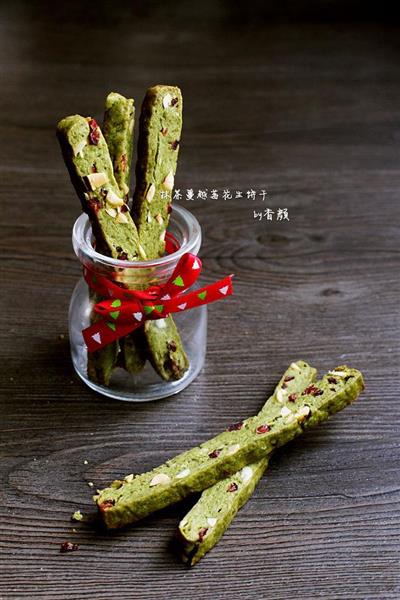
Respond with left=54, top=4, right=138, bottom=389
left=132, top=85, right=183, bottom=258
left=57, top=114, right=146, bottom=386
left=95, top=365, right=364, bottom=528
left=178, top=360, right=317, bottom=565
left=127, top=85, right=189, bottom=381
left=103, top=93, right=147, bottom=375
left=103, top=92, right=135, bottom=201
left=57, top=115, right=146, bottom=261
left=86, top=290, right=119, bottom=386
left=119, top=329, right=147, bottom=374
left=144, top=317, right=189, bottom=381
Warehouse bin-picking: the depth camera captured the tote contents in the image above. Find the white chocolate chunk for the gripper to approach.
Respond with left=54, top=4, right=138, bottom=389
left=290, top=362, right=301, bottom=372
left=149, top=473, right=171, bottom=487
left=240, top=466, right=253, bottom=484
left=329, top=370, right=347, bottom=377
left=176, top=468, right=190, bottom=479
left=124, top=474, right=134, bottom=483
left=154, top=318, right=167, bottom=330
left=207, top=517, right=217, bottom=527
left=155, top=213, right=164, bottom=226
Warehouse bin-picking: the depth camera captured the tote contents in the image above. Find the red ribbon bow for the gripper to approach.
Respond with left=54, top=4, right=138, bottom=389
left=83, top=252, right=234, bottom=352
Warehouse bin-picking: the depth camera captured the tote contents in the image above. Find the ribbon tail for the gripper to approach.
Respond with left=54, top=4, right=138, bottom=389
left=83, top=319, right=141, bottom=352
left=160, top=274, right=234, bottom=316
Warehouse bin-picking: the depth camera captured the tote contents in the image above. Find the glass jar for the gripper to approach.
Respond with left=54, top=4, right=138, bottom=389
left=69, top=204, right=207, bottom=401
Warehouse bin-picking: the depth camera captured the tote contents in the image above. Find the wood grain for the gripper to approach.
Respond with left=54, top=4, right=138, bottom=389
left=1, top=3, right=399, bottom=599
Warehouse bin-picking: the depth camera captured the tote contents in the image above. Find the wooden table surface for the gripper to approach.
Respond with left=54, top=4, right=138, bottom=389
left=1, top=3, right=399, bottom=599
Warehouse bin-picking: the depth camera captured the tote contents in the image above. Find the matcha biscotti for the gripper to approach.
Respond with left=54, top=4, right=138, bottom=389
left=178, top=360, right=317, bottom=565
left=131, top=85, right=182, bottom=257
left=57, top=115, right=146, bottom=261
left=96, top=366, right=364, bottom=528
left=103, top=92, right=148, bottom=375
left=103, top=92, right=135, bottom=202
left=127, top=85, right=189, bottom=381
left=57, top=115, right=146, bottom=385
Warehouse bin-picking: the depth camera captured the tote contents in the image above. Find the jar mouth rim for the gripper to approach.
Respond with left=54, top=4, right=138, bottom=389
left=72, top=203, right=202, bottom=268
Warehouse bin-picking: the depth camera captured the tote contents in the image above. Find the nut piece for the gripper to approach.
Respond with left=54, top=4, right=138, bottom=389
left=146, top=183, right=156, bottom=202
left=84, top=172, right=108, bottom=190
left=149, top=473, right=171, bottom=487
left=73, top=138, right=86, bottom=157
left=159, top=231, right=166, bottom=242
left=146, top=212, right=152, bottom=224
left=162, top=170, right=174, bottom=191
left=240, top=466, right=253, bottom=484
left=162, top=93, right=172, bottom=108
left=155, top=213, right=164, bottom=226
left=176, top=468, right=190, bottom=479
left=226, top=444, right=240, bottom=456
left=290, top=362, right=302, bottom=372
left=116, top=211, right=129, bottom=224
left=296, top=405, right=311, bottom=421
left=329, top=370, right=347, bottom=377
left=106, top=189, right=124, bottom=207
left=137, top=243, right=147, bottom=260
left=277, top=388, right=286, bottom=403
left=105, top=207, right=117, bottom=218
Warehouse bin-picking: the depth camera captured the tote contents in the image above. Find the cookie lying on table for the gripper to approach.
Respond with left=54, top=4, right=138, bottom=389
left=95, top=364, right=364, bottom=529
left=178, top=360, right=317, bottom=565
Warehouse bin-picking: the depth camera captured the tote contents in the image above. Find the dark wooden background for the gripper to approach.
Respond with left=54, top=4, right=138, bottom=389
left=1, top=2, right=399, bottom=598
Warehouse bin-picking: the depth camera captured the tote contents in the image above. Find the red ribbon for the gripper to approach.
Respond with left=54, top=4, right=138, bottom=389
left=82, top=252, right=234, bottom=352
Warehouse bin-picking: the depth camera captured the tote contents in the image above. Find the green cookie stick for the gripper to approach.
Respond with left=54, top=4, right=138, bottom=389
left=178, top=360, right=317, bottom=565
left=57, top=115, right=146, bottom=385
left=96, top=366, right=364, bottom=528
left=132, top=85, right=182, bottom=257
left=103, top=93, right=147, bottom=375
left=57, top=115, right=146, bottom=261
left=128, top=85, right=189, bottom=381
left=103, top=92, right=135, bottom=202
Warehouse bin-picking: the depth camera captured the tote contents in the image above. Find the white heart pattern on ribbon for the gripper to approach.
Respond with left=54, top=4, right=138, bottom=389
left=219, top=285, right=229, bottom=295
left=161, top=294, right=171, bottom=301
left=133, top=312, right=143, bottom=321
left=192, top=259, right=200, bottom=270
left=178, top=303, right=187, bottom=310
left=91, top=332, right=101, bottom=344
